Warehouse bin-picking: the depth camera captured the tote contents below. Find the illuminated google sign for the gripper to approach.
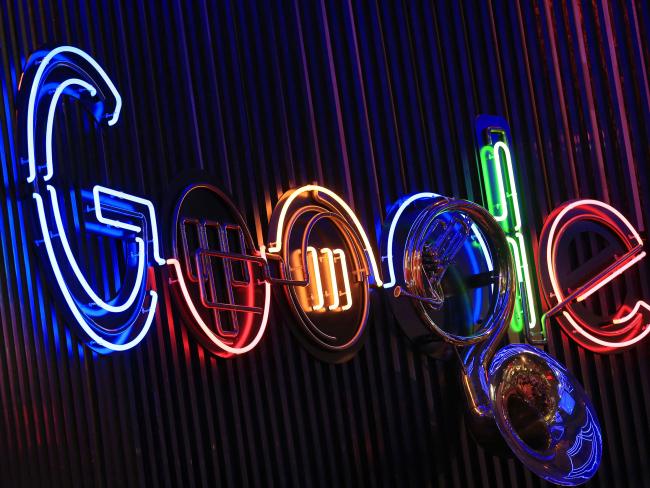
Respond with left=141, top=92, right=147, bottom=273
left=13, top=43, right=635, bottom=486
left=16, top=45, right=648, bottom=361
left=20, top=46, right=165, bottom=353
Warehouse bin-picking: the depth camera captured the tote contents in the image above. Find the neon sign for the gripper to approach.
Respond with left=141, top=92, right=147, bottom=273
left=267, top=185, right=383, bottom=285
left=10, top=44, right=609, bottom=485
left=296, top=246, right=352, bottom=312
left=166, top=183, right=271, bottom=357
left=538, top=199, right=649, bottom=352
left=19, top=46, right=164, bottom=353
left=475, top=115, right=542, bottom=341
left=266, top=185, right=381, bottom=363
left=166, top=183, right=380, bottom=362
left=18, top=46, right=378, bottom=362
left=14, top=45, right=645, bottom=365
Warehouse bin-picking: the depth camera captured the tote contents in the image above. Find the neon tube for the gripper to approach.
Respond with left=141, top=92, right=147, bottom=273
left=303, top=246, right=354, bottom=312
left=559, top=310, right=650, bottom=349
left=506, top=236, right=524, bottom=284
left=545, top=199, right=648, bottom=349
left=494, top=142, right=522, bottom=230
left=613, top=300, right=650, bottom=324
left=306, top=246, right=325, bottom=311
left=545, top=200, right=642, bottom=300
left=43, top=79, right=157, bottom=308
left=383, top=192, right=493, bottom=289
left=34, top=193, right=157, bottom=351
left=45, top=78, right=97, bottom=180
left=47, top=185, right=146, bottom=313
left=167, top=255, right=271, bottom=355
left=516, top=232, right=537, bottom=330
left=486, top=144, right=509, bottom=223
left=26, top=46, right=122, bottom=183
left=93, top=186, right=166, bottom=266
left=333, top=249, right=353, bottom=311
left=24, top=45, right=164, bottom=352
left=267, top=185, right=383, bottom=286
left=319, top=248, right=339, bottom=310
left=576, top=252, right=646, bottom=302
left=479, top=140, right=537, bottom=333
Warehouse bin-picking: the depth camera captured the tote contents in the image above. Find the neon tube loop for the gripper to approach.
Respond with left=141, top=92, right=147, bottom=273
left=26, top=46, right=122, bottom=184
left=478, top=135, right=537, bottom=335
left=166, top=257, right=271, bottom=356
left=305, top=247, right=325, bottom=310
left=539, top=199, right=650, bottom=351
left=21, top=46, right=163, bottom=352
left=264, top=187, right=376, bottom=360
left=167, top=183, right=273, bottom=356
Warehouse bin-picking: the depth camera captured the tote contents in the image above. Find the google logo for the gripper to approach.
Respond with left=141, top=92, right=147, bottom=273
left=13, top=44, right=627, bottom=486
left=16, top=45, right=647, bottom=360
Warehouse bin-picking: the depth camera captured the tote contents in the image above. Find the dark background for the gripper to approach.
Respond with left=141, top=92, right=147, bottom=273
left=1, top=1, right=649, bottom=486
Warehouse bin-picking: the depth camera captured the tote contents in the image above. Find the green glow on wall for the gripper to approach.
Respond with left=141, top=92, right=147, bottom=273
left=478, top=135, right=543, bottom=338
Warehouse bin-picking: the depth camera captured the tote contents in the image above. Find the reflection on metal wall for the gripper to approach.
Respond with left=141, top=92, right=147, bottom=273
left=0, top=0, right=648, bottom=486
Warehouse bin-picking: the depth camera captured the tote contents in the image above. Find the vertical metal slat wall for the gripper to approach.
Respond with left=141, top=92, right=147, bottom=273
left=0, top=0, right=648, bottom=486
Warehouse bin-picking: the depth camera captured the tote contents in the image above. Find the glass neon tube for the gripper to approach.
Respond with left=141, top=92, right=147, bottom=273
left=475, top=116, right=542, bottom=339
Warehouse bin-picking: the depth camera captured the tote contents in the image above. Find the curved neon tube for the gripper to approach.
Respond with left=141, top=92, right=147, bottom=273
left=505, top=235, right=537, bottom=330
left=613, top=300, right=650, bottom=324
left=482, top=141, right=536, bottom=331
left=42, top=76, right=158, bottom=311
left=493, top=142, right=522, bottom=230
left=559, top=310, right=650, bottom=349
left=93, top=186, right=166, bottom=266
left=25, top=45, right=165, bottom=352
left=35, top=51, right=164, bottom=266
left=34, top=47, right=164, bottom=266
left=26, top=46, right=122, bottom=183
left=546, top=199, right=648, bottom=348
left=267, top=185, right=383, bottom=286
left=506, top=237, right=524, bottom=283
left=47, top=185, right=146, bottom=313
left=487, top=144, right=509, bottom=223
left=40, top=67, right=164, bottom=306
left=45, top=78, right=97, bottom=178
left=167, top=256, right=270, bottom=355
left=383, top=192, right=493, bottom=288
left=34, top=193, right=157, bottom=351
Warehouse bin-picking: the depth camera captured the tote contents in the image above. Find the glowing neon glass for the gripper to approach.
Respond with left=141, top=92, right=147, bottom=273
left=23, top=46, right=162, bottom=352
left=478, top=131, right=540, bottom=338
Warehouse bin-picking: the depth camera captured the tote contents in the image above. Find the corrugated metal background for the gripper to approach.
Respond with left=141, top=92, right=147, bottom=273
left=0, top=0, right=649, bottom=486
